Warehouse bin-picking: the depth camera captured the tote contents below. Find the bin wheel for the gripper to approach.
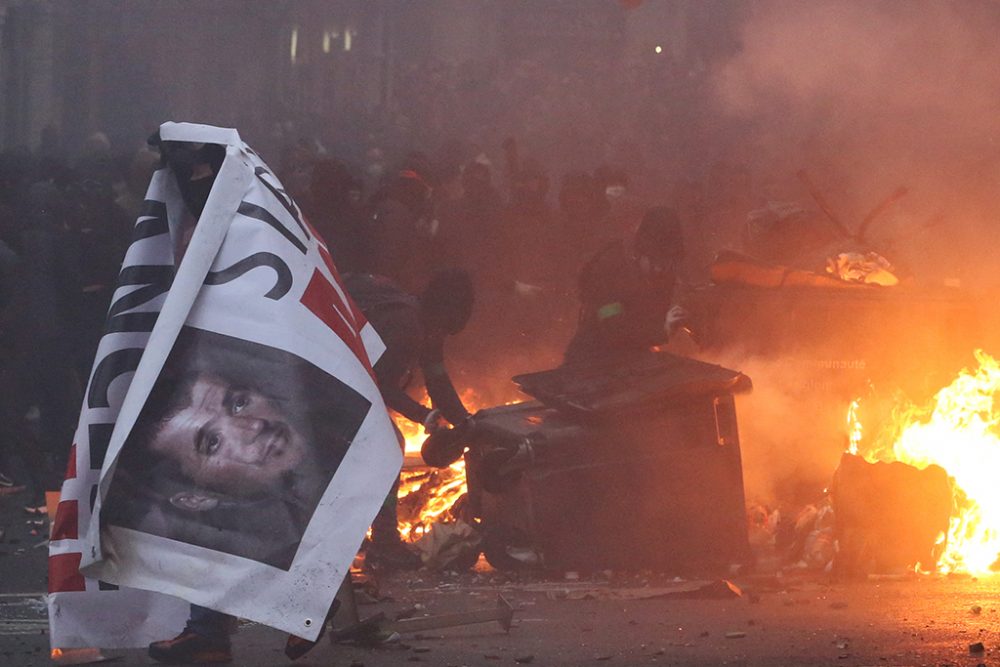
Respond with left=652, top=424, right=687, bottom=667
left=482, top=523, right=538, bottom=571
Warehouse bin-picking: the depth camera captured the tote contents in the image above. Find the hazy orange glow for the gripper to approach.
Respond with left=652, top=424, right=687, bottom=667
left=848, top=350, right=1000, bottom=574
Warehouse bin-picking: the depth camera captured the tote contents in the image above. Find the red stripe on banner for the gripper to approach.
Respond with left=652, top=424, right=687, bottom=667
left=65, top=443, right=77, bottom=480
left=300, top=269, right=374, bottom=377
left=302, top=214, right=370, bottom=332
left=319, top=245, right=369, bottom=331
left=51, top=500, right=79, bottom=541
left=48, top=553, right=86, bottom=593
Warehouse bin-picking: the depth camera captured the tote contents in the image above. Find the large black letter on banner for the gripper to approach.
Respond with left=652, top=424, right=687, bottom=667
left=205, top=252, right=292, bottom=300
left=87, top=348, right=145, bottom=409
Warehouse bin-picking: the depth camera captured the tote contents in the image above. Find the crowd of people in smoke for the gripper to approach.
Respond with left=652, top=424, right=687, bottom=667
left=0, top=49, right=763, bottom=506
left=0, top=131, right=147, bottom=507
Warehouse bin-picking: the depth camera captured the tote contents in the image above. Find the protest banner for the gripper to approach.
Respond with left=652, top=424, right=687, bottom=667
left=49, top=122, right=400, bottom=647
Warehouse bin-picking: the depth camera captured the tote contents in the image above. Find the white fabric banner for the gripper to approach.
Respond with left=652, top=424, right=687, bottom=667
left=48, top=122, right=400, bottom=647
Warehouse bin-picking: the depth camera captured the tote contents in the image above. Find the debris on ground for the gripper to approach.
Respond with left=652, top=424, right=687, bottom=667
left=413, top=520, right=482, bottom=571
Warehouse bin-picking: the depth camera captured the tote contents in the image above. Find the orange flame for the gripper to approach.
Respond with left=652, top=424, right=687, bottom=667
left=848, top=350, right=1000, bottom=574
left=394, top=388, right=522, bottom=542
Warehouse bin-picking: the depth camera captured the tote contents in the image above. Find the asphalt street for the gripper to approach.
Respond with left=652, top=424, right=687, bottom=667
left=3, top=484, right=1000, bottom=667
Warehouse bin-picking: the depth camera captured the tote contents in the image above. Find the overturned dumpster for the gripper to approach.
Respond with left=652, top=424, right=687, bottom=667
left=425, top=351, right=753, bottom=573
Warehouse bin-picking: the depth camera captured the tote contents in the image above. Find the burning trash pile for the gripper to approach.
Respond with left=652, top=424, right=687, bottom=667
left=392, top=388, right=519, bottom=570
left=753, top=351, right=1000, bottom=577
left=842, top=350, right=1000, bottom=575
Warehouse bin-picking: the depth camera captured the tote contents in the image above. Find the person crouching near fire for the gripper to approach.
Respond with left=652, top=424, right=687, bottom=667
left=564, top=206, right=690, bottom=364
left=345, top=268, right=475, bottom=569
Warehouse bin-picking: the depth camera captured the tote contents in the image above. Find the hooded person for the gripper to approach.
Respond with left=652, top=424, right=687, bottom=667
left=564, top=206, right=688, bottom=364
left=134, top=134, right=352, bottom=665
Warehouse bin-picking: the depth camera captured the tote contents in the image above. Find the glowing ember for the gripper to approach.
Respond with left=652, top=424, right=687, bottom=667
left=848, top=350, right=1000, bottom=574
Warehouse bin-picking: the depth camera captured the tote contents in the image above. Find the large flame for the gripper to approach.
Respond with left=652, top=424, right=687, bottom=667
left=848, top=350, right=1000, bottom=574
left=394, top=388, right=522, bottom=542
left=397, top=410, right=468, bottom=542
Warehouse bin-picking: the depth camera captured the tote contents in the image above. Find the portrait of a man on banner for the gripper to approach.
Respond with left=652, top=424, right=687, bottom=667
left=104, top=327, right=372, bottom=569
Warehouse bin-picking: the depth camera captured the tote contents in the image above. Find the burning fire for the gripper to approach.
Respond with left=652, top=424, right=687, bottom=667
left=397, top=412, right=468, bottom=542
left=395, top=388, right=522, bottom=542
left=848, top=350, right=1000, bottom=574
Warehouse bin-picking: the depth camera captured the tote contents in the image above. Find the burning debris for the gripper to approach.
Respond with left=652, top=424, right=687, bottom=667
left=844, top=351, right=1000, bottom=575
left=830, top=453, right=951, bottom=577
left=393, top=388, right=525, bottom=549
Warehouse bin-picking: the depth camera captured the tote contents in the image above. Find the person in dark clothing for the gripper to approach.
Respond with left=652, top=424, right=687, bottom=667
left=63, top=177, right=132, bottom=380
left=363, top=166, right=437, bottom=292
left=14, top=180, right=83, bottom=502
left=344, top=268, right=474, bottom=568
left=564, top=206, right=688, bottom=364
left=0, top=235, right=49, bottom=493
left=302, top=158, right=366, bottom=274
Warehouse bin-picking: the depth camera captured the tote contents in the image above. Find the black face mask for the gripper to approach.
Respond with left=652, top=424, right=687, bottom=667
left=161, top=142, right=224, bottom=219
left=180, top=174, right=216, bottom=219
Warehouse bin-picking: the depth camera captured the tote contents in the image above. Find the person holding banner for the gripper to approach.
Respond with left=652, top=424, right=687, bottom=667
left=345, top=268, right=475, bottom=569
left=47, top=124, right=401, bottom=664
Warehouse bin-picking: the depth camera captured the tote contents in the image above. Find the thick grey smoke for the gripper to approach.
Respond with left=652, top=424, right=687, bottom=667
left=711, top=0, right=1000, bottom=286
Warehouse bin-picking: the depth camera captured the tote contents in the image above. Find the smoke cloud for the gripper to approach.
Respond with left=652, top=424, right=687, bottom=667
left=711, top=0, right=1000, bottom=286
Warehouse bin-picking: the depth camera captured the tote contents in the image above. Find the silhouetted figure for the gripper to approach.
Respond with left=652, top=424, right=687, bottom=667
left=565, top=207, right=687, bottom=364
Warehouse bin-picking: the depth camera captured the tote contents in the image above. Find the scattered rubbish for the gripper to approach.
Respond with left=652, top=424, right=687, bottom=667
left=564, top=571, right=580, bottom=581
left=514, top=655, right=535, bottom=664
left=725, top=631, right=747, bottom=639
left=413, top=520, right=482, bottom=571
left=389, top=595, right=514, bottom=635
left=543, top=579, right=741, bottom=602
left=396, top=607, right=419, bottom=621
left=969, top=642, right=985, bottom=654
